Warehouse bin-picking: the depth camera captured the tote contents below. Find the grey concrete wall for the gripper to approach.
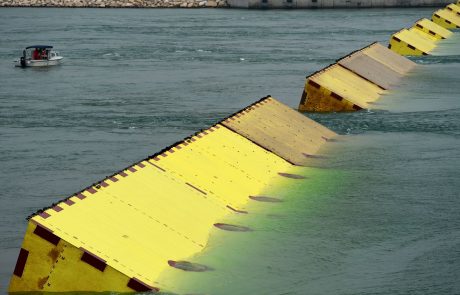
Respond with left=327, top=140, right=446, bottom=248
left=228, top=0, right=453, bottom=8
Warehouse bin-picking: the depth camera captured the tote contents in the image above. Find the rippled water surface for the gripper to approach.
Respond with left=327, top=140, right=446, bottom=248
left=0, top=7, right=459, bottom=294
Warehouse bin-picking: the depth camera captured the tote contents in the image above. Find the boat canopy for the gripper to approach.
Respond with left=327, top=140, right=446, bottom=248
left=25, top=45, right=53, bottom=49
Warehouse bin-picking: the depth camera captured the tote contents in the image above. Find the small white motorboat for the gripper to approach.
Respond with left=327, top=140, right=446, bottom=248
left=15, top=45, right=63, bottom=68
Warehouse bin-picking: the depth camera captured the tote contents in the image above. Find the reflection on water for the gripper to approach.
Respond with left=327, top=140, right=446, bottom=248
left=0, top=7, right=459, bottom=295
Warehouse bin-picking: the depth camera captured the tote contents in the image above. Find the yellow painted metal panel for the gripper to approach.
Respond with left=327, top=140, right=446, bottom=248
left=362, top=42, right=416, bottom=75
left=299, top=64, right=384, bottom=112
left=9, top=222, right=133, bottom=292
left=222, top=97, right=336, bottom=165
left=432, top=9, right=460, bottom=29
left=413, top=18, right=453, bottom=40
left=9, top=96, right=334, bottom=292
left=389, top=29, right=437, bottom=56
left=409, top=27, right=439, bottom=42
left=151, top=123, right=292, bottom=208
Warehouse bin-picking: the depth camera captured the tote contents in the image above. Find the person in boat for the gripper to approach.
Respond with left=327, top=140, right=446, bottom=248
left=41, top=49, right=48, bottom=60
left=32, top=48, right=40, bottom=60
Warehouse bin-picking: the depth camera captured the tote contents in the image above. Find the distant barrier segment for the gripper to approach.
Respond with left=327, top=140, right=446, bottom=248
left=389, top=28, right=437, bottom=55
left=388, top=3, right=458, bottom=56
left=298, top=42, right=415, bottom=112
left=9, top=96, right=336, bottom=293
left=413, top=18, right=453, bottom=40
left=431, top=4, right=460, bottom=29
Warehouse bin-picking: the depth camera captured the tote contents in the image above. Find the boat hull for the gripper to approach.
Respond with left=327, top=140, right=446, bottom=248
left=15, top=57, right=63, bottom=67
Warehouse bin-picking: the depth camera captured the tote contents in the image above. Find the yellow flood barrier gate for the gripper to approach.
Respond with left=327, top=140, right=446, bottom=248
left=433, top=7, right=460, bottom=29
left=389, top=28, right=438, bottom=55
left=413, top=18, right=453, bottom=40
left=388, top=9, right=457, bottom=56
left=9, top=96, right=335, bottom=293
left=298, top=42, right=415, bottom=112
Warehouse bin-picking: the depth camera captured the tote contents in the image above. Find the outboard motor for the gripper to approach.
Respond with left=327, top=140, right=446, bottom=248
left=20, top=56, right=26, bottom=68
left=20, top=50, right=26, bottom=68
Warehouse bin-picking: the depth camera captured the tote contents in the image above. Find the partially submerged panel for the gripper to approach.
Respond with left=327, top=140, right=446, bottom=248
left=362, top=42, right=416, bottom=75
left=413, top=18, right=453, bottom=40
left=432, top=9, right=460, bottom=29
left=298, top=64, right=384, bottom=112
left=221, top=97, right=336, bottom=165
left=10, top=96, right=334, bottom=293
left=337, top=49, right=403, bottom=90
left=389, top=28, right=437, bottom=55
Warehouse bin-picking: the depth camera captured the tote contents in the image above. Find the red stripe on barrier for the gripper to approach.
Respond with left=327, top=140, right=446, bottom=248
left=87, top=187, right=97, bottom=194
left=127, top=278, right=159, bottom=292
left=39, top=212, right=51, bottom=219
left=80, top=250, right=107, bottom=272
left=33, top=225, right=60, bottom=245
left=52, top=206, right=63, bottom=212
left=100, top=181, right=109, bottom=187
left=109, top=176, right=119, bottom=182
left=137, top=162, right=145, bottom=168
left=76, top=193, right=86, bottom=200
left=64, top=199, right=75, bottom=206
left=13, top=248, right=29, bottom=277
left=128, top=167, right=137, bottom=173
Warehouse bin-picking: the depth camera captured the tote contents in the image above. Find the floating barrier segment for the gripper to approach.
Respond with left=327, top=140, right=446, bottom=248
left=299, top=63, right=383, bottom=112
left=298, top=42, right=415, bottom=112
left=389, top=28, right=438, bottom=55
left=413, top=18, right=453, bottom=40
left=432, top=8, right=460, bottom=29
left=10, top=96, right=336, bottom=293
left=221, top=97, right=335, bottom=165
